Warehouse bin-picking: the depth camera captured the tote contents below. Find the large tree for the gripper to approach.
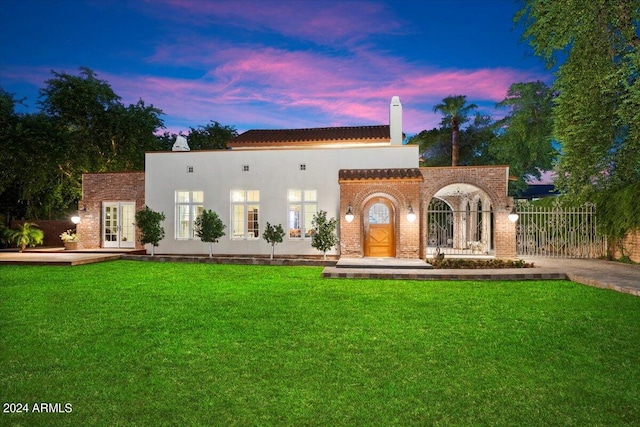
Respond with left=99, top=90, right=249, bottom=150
left=0, top=90, right=21, bottom=210
left=38, top=67, right=164, bottom=173
left=492, top=81, right=557, bottom=193
left=516, top=0, right=640, bottom=199
left=432, top=95, right=478, bottom=166
left=408, top=113, right=495, bottom=167
left=1, top=68, right=166, bottom=220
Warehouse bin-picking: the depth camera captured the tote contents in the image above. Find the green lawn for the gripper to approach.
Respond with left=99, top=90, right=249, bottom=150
left=1, top=261, right=639, bottom=426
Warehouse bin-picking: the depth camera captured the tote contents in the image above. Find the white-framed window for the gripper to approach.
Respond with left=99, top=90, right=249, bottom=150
left=231, top=190, right=260, bottom=240
left=287, top=189, right=317, bottom=239
left=175, top=190, right=204, bottom=239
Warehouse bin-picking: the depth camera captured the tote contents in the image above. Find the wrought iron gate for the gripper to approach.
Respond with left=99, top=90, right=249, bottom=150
left=427, top=198, right=494, bottom=256
left=515, top=199, right=606, bottom=258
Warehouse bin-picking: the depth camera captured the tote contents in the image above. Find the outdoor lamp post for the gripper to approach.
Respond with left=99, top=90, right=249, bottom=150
left=71, top=215, right=81, bottom=225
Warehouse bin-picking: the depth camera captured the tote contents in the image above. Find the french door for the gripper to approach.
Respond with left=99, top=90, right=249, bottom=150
left=102, top=202, right=136, bottom=248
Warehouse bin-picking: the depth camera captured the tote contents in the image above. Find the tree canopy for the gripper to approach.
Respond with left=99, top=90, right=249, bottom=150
left=516, top=0, right=640, bottom=198
left=0, top=67, right=237, bottom=221
left=409, top=113, right=496, bottom=168
left=186, top=121, right=238, bottom=150
left=432, top=95, right=478, bottom=166
left=491, top=81, right=557, bottom=193
left=516, top=0, right=640, bottom=247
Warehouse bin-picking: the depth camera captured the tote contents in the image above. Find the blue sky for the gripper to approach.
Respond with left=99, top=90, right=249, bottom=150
left=0, top=0, right=551, bottom=135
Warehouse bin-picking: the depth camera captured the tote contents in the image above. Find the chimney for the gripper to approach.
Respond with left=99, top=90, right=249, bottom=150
left=390, top=96, right=402, bottom=145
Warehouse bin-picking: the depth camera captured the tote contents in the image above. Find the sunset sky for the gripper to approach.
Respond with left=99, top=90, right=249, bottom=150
left=0, top=0, right=551, bottom=136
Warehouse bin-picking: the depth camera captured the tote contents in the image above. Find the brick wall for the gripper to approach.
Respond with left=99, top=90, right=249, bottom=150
left=420, top=166, right=515, bottom=259
left=610, top=230, right=640, bottom=263
left=77, top=172, right=145, bottom=249
left=340, top=179, right=422, bottom=258
left=339, top=165, right=516, bottom=260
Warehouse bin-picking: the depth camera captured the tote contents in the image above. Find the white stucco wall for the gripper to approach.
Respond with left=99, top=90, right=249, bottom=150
left=145, top=145, right=418, bottom=255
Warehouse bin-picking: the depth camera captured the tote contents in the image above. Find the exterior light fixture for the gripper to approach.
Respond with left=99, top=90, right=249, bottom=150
left=345, top=206, right=354, bottom=223
left=407, top=205, right=416, bottom=223
left=71, top=215, right=81, bottom=225
left=508, top=207, right=519, bottom=223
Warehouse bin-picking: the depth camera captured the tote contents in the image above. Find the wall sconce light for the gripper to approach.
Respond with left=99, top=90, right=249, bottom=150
left=345, top=206, right=354, bottom=223
left=71, top=204, right=86, bottom=224
left=407, top=205, right=416, bottom=223
left=508, top=207, right=519, bottom=223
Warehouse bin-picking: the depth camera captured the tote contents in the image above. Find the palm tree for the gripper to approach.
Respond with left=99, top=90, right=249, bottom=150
left=4, top=222, right=44, bottom=252
left=433, top=95, right=477, bottom=166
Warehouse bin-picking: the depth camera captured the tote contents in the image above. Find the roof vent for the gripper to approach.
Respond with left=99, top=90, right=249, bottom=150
left=172, top=135, right=190, bottom=151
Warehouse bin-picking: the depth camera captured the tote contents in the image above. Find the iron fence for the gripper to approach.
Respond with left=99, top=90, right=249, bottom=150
left=515, top=199, right=606, bottom=258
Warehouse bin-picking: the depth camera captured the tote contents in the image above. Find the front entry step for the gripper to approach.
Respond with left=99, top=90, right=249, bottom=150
left=336, top=258, right=433, bottom=270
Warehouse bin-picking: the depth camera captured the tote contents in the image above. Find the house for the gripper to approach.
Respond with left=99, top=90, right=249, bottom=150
left=77, top=97, right=517, bottom=259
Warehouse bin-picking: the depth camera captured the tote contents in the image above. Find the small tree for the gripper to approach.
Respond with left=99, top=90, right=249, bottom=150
left=311, top=210, right=339, bottom=260
left=262, top=222, right=285, bottom=260
left=135, top=206, right=165, bottom=256
left=3, top=222, right=44, bottom=252
left=195, top=209, right=226, bottom=257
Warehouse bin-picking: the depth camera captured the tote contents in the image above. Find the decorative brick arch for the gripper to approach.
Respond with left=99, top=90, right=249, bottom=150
left=339, top=169, right=422, bottom=258
left=354, top=188, right=411, bottom=258
left=339, top=166, right=516, bottom=259
left=418, top=166, right=515, bottom=259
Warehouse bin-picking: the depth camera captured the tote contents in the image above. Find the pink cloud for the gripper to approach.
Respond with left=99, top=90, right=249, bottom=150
left=149, top=0, right=402, bottom=45
left=103, top=43, right=547, bottom=135
left=2, top=51, right=546, bottom=136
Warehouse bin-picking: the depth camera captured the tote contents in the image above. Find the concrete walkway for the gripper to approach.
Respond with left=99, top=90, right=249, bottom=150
left=520, top=256, right=640, bottom=297
left=322, top=256, right=640, bottom=297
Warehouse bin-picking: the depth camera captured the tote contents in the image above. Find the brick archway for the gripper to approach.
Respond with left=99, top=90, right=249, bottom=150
left=339, top=169, right=421, bottom=258
left=419, top=166, right=515, bottom=259
left=339, top=166, right=515, bottom=259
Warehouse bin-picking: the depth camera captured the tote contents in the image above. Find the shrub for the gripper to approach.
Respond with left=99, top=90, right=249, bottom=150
left=430, top=258, right=533, bottom=269
left=263, top=222, right=285, bottom=260
left=195, top=209, right=226, bottom=258
left=135, top=206, right=165, bottom=256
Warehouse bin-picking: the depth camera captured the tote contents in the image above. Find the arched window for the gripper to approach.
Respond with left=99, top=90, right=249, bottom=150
left=368, top=203, right=390, bottom=224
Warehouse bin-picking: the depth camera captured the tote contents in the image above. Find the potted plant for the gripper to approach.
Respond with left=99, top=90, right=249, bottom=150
left=60, top=229, right=79, bottom=250
left=5, top=222, right=45, bottom=252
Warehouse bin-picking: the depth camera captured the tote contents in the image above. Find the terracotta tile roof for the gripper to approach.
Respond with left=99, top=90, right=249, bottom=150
left=228, top=125, right=390, bottom=147
left=339, top=168, right=423, bottom=181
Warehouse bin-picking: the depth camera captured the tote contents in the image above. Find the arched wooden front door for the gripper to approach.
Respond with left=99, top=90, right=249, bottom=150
left=364, top=198, right=395, bottom=257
